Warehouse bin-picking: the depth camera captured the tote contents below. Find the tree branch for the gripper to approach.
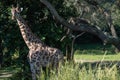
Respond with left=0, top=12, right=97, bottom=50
left=40, top=0, right=120, bottom=45
left=71, top=32, right=85, bottom=60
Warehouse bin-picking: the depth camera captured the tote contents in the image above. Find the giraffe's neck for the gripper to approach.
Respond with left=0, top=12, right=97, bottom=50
left=16, top=15, right=44, bottom=49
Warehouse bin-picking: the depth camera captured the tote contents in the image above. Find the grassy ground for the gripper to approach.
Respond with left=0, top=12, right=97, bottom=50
left=1, top=62, right=120, bottom=80
left=1, top=43, right=120, bottom=80
left=74, top=43, right=120, bottom=61
left=74, top=53, right=120, bottom=61
left=0, top=66, right=20, bottom=80
left=39, top=62, right=120, bottom=80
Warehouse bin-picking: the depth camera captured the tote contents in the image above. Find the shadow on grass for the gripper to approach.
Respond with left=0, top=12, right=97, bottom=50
left=74, top=43, right=116, bottom=55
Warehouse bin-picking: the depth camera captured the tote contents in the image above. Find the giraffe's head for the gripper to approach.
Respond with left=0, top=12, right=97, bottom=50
left=11, top=5, right=22, bottom=20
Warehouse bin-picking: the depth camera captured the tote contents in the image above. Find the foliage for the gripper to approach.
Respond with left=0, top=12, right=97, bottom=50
left=64, top=0, right=120, bottom=30
left=0, top=0, right=66, bottom=67
left=1, top=0, right=120, bottom=74
left=1, top=0, right=120, bottom=80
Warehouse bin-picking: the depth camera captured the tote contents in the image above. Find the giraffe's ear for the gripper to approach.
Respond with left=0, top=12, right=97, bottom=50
left=16, top=4, right=23, bottom=13
left=16, top=7, right=23, bottom=13
left=20, top=8, right=23, bottom=12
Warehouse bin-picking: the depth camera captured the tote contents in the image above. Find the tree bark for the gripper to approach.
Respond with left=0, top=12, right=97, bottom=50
left=103, top=8, right=119, bottom=52
left=66, top=45, right=72, bottom=61
left=71, top=32, right=85, bottom=60
left=40, top=0, right=120, bottom=52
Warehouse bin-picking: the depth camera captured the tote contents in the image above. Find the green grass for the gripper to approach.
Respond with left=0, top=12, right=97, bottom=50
left=0, top=66, right=20, bottom=80
left=38, top=62, right=120, bottom=80
left=1, top=62, right=120, bottom=80
left=74, top=43, right=120, bottom=61
left=74, top=53, right=120, bottom=61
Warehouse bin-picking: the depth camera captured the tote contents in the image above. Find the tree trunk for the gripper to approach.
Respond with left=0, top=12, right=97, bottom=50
left=110, top=24, right=119, bottom=52
left=105, top=10, right=119, bottom=52
left=112, top=43, right=120, bottom=52
left=66, top=45, right=72, bottom=61
left=71, top=32, right=85, bottom=60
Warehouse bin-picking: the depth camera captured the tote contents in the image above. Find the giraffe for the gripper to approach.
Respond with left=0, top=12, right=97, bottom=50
left=11, top=6, right=64, bottom=80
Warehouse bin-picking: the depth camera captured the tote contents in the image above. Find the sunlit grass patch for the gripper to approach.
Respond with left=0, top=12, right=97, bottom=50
left=39, top=62, right=120, bottom=80
left=74, top=51, right=120, bottom=61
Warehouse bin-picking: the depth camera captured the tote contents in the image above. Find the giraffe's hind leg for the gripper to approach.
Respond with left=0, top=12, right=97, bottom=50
left=52, top=61, right=59, bottom=73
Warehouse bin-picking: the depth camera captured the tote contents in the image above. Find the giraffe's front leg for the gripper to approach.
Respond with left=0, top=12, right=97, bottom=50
left=36, top=64, right=41, bottom=79
left=28, top=52, right=37, bottom=80
left=30, top=63, right=36, bottom=80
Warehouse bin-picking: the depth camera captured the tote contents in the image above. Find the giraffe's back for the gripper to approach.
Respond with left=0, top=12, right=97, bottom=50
left=29, top=45, right=63, bottom=67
